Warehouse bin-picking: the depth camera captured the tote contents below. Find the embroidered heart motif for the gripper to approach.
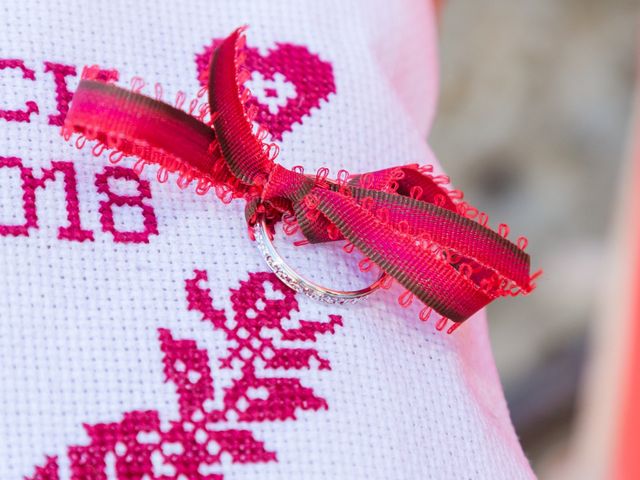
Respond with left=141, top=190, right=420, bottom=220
left=196, top=40, right=336, bottom=140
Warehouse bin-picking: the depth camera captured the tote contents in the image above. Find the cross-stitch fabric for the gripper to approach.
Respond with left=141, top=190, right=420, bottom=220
left=0, top=1, right=535, bottom=478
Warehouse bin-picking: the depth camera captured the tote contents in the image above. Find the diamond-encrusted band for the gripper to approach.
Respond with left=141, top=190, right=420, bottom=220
left=254, top=216, right=386, bottom=304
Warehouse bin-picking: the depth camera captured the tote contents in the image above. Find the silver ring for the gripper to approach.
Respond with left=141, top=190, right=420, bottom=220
left=254, top=215, right=386, bottom=304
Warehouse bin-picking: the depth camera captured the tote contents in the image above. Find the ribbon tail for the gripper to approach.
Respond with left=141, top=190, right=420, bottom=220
left=311, top=188, right=524, bottom=322
left=346, top=186, right=532, bottom=290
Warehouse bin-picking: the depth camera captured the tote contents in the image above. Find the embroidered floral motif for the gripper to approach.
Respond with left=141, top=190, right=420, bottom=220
left=195, top=39, right=336, bottom=140
left=27, top=270, right=342, bottom=479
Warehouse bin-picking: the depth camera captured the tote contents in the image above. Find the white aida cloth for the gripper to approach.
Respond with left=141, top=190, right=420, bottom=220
left=0, top=1, right=534, bottom=478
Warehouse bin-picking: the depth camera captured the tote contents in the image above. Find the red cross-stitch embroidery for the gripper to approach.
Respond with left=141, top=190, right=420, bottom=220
left=26, top=270, right=342, bottom=479
left=196, top=39, right=336, bottom=141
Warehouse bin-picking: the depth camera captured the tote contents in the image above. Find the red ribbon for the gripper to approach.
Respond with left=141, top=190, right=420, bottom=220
left=62, top=28, right=537, bottom=324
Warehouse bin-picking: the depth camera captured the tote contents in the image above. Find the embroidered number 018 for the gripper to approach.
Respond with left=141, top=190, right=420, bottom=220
left=95, top=166, right=158, bottom=243
left=0, top=159, right=158, bottom=243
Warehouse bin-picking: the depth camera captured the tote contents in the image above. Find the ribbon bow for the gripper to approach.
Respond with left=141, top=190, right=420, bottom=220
left=63, top=28, right=537, bottom=324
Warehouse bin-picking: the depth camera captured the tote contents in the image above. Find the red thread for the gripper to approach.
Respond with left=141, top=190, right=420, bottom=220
left=0, top=59, right=39, bottom=122
left=447, top=188, right=464, bottom=201
left=398, top=289, right=414, bottom=307
left=517, top=235, right=528, bottom=251
left=459, top=262, right=474, bottom=279
left=196, top=39, right=336, bottom=140
left=80, top=65, right=119, bottom=82
left=419, top=306, right=433, bottom=322
left=358, top=257, right=375, bottom=272
left=157, top=167, right=169, bottom=183
left=409, top=185, right=423, bottom=200
left=380, top=275, right=394, bottom=290
left=108, top=150, right=125, bottom=164
left=447, top=322, right=462, bottom=335
left=0, top=157, right=36, bottom=236
left=130, top=76, right=145, bottom=93
left=342, top=241, right=355, bottom=254
left=95, top=166, right=158, bottom=243
left=25, top=456, right=58, bottom=480
left=0, top=157, right=93, bottom=241
left=433, top=193, right=446, bottom=207
left=314, top=166, right=330, bottom=186
left=432, top=174, right=450, bottom=185
left=174, top=90, right=186, bottom=109
left=75, top=135, right=87, bottom=149
left=154, top=82, right=163, bottom=101
left=60, top=29, right=538, bottom=324
left=34, top=162, right=95, bottom=242
left=91, top=142, right=106, bottom=157
left=435, top=316, right=449, bottom=331
left=43, top=62, right=75, bottom=126
left=327, top=223, right=340, bottom=240
left=45, top=62, right=118, bottom=126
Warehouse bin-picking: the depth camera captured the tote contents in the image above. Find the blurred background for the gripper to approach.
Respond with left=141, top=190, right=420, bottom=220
left=430, top=1, right=638, bottom=477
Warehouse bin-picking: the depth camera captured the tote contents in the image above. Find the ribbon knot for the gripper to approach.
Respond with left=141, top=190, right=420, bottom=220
left=62, top=27, right=538, bottom=324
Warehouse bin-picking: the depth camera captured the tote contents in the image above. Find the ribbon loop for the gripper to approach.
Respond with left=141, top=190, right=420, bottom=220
left=61, top=27, right=537, bottom=324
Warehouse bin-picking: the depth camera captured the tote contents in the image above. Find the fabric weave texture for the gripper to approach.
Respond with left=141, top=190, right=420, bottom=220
left=0, top=1, right=534, bottom=478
